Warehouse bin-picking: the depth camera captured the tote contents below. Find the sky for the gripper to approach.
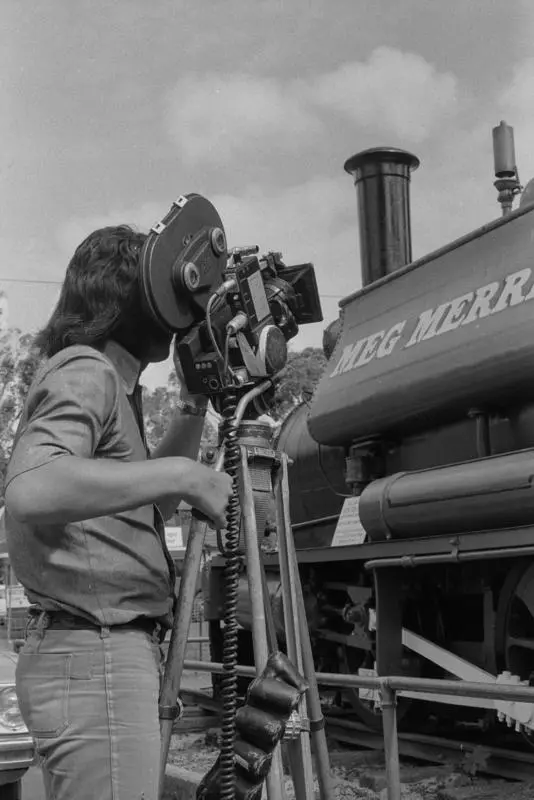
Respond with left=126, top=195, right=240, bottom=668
left=2, top=0, right=534, bottom=389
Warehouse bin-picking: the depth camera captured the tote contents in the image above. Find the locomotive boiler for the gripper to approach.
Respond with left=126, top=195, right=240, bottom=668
left=206, top=121, right=534, bottom=737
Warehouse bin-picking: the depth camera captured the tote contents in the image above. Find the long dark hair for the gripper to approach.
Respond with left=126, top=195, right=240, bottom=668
left=35, top=225, right=148, bottom=359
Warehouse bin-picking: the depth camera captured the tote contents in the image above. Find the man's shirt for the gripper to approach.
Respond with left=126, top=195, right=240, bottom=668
left=4, top=341, right=176, bottom=628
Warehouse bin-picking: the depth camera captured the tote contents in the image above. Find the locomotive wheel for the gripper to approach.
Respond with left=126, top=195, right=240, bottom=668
left=496, top=560, right=534, bottom=744
left=339, top=643, right=420, bottom=731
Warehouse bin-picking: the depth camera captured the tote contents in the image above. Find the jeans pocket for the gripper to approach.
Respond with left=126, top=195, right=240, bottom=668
left=16, top=652, right=72, bottom=738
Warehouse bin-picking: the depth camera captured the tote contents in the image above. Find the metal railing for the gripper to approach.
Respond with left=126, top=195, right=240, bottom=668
left=183, top=658, right=534, bottom=800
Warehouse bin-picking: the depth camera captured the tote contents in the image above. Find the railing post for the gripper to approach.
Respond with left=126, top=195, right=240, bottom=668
left=380, top=681, right=401, bottom=800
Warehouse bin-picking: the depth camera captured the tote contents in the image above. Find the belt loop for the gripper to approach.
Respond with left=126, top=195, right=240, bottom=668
left=34, top=611, right=50, bottom=639
left=153, top=623, right=160, bottom=645
left=25, top=611, right=49, bottom=641
left=100, top=625, right=111, bottom=639
left=24, top=611, right=35, bottom=640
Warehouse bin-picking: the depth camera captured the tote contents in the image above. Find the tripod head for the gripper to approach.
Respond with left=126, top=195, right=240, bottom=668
left=139, top=194, right=323, bottom=416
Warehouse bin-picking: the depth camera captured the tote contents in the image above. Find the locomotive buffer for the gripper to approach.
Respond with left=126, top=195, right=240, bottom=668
left=157, top=381, right=334, bottom=800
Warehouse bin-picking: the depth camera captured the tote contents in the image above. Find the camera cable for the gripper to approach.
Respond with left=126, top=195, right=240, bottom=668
left=218, top=384, right=242, bottom=800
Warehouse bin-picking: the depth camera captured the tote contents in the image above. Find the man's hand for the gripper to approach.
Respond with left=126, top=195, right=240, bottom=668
left=182, top=462, right=233, bottom=530
left=152, top=341, right=213, bottom=519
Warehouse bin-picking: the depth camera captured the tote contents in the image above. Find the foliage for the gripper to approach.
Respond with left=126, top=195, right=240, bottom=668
left=270, top=347, right=327, bottom=421
left=142, top=346, right=328, bottom=447
left=142, top=379, right=218, bottom=454
left=0, top=321, right=41, bottom=497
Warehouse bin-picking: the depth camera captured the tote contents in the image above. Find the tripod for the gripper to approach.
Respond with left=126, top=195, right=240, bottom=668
left=158, top=382, right=334, bottom=800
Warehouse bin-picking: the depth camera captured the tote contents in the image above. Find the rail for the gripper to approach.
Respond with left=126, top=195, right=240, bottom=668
left=183, top=658, right=534, bottom=800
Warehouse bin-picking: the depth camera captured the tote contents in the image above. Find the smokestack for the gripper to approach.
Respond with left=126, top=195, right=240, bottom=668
left=344, top=147, right=419, bottom=287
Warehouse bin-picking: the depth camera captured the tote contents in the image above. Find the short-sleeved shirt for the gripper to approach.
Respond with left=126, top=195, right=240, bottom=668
left=4, top=341, right=176, bottom=629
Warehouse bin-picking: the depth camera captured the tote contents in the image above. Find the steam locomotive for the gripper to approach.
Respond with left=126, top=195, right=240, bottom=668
left=205, top=122, right=534, bottom=738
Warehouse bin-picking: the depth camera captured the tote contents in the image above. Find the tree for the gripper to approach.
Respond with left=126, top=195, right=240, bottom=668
left=142, top=346, right=328, bottom=446
left=0, top=321, right=41, bottom=498
left=270, top=347, right=327, bottom=421
left=142, top=381, right=218, bottom=453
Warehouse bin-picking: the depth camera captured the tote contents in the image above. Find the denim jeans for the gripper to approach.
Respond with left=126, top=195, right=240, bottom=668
left=15, top=613, right=164, bottom=800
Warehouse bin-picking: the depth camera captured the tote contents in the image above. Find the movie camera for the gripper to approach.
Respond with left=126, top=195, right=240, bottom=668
left=139, top=194, right=323, bottom=414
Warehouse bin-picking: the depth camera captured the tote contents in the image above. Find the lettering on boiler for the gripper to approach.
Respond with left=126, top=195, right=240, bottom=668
left=330, top=267, right=534, bottom=378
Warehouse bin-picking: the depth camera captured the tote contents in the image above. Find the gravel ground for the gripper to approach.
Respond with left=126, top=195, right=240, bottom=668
left=171, top=675, right=534, bottom=800
left=168, top=730, right=534, bottom=800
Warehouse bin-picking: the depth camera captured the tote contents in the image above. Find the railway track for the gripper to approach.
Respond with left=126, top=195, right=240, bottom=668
left=178, top=688, right=534, bottom=783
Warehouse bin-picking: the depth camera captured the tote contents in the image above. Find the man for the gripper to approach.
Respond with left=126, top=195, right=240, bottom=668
left=4, top=225, right=233, bottom=800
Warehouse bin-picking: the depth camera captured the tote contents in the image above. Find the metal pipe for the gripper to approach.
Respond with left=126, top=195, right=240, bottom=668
left=364, top=543, right=534, bottom=571
left=274, top=456, right=315, bottom=800
left=344, top=147, right=419, bottom=286
left=468, top=408, right=491, bottom=458
left=235, top=380, right=273, bottom=422
left=183, top=660, right=534, bottom=703
left=277, top=453, right=335, bottom=800
left=241, top=447, right=271, bottom=672
left=240, top=447, right=286, bottom=800
left=185, top=659, right=255, bottom=677
left=358, top=448, right=534, bottom=542
left=493, top=121, right=521, bottom=217
left=159, top=512, right=212, bottom=799
left=380, top=685, right=401, bottom=800
left=292, top=514, right=339, bottom=532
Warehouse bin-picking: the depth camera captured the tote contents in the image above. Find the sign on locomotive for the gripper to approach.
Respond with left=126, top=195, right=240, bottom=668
left=331, top=265, right=534, bottom=377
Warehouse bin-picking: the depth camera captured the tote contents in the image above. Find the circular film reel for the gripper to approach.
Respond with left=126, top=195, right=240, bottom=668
left=140, top=193, right=227, bottom=332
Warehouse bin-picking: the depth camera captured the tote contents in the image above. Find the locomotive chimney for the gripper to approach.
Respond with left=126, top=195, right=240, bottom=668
left=344, top=147, right=419, bottom=287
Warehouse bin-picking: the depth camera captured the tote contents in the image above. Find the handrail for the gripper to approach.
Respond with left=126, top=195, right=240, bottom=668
left=182, top=658, right=534, bottom=800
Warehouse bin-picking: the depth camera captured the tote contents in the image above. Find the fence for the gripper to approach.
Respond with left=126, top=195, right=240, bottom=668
left=182, top=657, right=534, bottom=800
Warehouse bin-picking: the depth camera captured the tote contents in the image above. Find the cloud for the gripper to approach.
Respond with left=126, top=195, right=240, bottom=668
left=165, top=48, right=461, bottom=166
left=165, top=73, right=322, bottom=166
left=55, top=202, right=166, bottom=257
left=308, top=47, right=459, bottom=143
left=210, top=177, right=359, bottom=292
left=0, top=293, right=9, bottom=333
left=58, top=176, right=361, bottom=299
left=497, top=58, right=534, bottom=186
left=494, top=1, right=534, bottom=189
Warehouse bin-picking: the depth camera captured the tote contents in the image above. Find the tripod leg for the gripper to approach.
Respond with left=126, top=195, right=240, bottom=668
left=158, top=513, right=210, bottom=800
left=276, top=455, right=335, bottom=800
left=240, top=447, right=286, bottom=800
left=274, top=461, right=316, bottom=800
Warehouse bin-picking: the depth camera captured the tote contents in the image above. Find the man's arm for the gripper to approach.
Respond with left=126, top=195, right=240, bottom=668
left=151, top=359, right=211, bottom=520
left=152, top=405, right=207, bottom=520
left=5, top=351, right=229, bottom=529
left=5, top=454, right=231, bottom=530
left=151, top=397, right=208, bottom=462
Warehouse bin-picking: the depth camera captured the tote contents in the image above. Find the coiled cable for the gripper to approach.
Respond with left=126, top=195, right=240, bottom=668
left=218, top=386, right=241, bottom=800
